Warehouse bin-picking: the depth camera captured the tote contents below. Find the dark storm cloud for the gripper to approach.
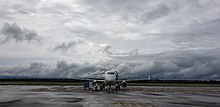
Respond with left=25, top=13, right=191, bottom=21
left=114, top=49, right=220, bottom=80
left=1, top=22, right=42, bottom=44
left=0, top=62, right=49, bottom=78
left=52, top=61, right=105, bottom=78
left=59, top=0, right=220, bottom=51
left=0, top=0, right=220, bottom=80
left=141, top=4, right=171, bottom=23
left=0, top=49, right=220, bottom=80
left=0, top=61, right=105, bottom=78
left=54, top=40, right=85, bottom=52
left=77, top=0, right=177, bottom=24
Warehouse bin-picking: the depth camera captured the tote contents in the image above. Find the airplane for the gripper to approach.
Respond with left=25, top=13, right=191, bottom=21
left=83, top=69, right=128, bottom=91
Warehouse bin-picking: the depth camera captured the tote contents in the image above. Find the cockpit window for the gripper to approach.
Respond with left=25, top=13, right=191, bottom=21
left=107, top=72, right=115, bottom=74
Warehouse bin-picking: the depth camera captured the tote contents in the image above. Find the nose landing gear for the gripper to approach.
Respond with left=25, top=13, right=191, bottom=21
left=115, top=82, right=120, bottom=91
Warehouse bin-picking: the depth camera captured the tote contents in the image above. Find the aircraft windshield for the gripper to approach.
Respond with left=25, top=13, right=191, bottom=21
left=107, top=72, right=115, bottom=75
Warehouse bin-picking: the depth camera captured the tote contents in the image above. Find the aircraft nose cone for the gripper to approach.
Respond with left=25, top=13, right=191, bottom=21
left=105, top=75, right=116, bottom=81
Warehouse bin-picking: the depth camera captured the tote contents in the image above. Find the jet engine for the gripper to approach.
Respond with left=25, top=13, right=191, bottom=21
left=121, top=81, right=128, bottom=88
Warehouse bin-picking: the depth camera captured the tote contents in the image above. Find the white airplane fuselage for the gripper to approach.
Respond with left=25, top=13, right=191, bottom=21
left=104, top=71, right=117, bottom=84
left=87, top=70, right=127, bottom=91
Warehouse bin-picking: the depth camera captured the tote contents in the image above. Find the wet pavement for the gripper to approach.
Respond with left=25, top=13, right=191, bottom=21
left=0, top=86, right=220, bottom=107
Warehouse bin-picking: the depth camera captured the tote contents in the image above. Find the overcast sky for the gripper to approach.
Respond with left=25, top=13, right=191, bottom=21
left=0, top=0, right=220, bottom=79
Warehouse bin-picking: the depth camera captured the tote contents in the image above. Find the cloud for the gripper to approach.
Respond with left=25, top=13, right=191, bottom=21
left=54, top=40, right=85, bottom=52
left=0, top=49, right=220, bottom=80
left=102, top=45, right=112, bottom=55
left=1, top=22, right=42, bottom=44
left=0, top=0, right=41, bottom=19
left=0, top=61, right=105, bottom=78
left=53, top=40, right=115, bottom=56
left=53, top=40, right=141, bottom=57
left=0, top=0, right=220, bottom=80
left=114, top=49, right=220, bottom=80
left=140, top=4, right=171, bottom=23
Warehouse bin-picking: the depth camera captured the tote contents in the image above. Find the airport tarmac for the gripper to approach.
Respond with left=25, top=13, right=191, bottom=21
left=0, top=86, right=220, bottom=107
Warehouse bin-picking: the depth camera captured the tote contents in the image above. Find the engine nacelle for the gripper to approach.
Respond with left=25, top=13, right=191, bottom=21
left=121, top=81, right=128, bottom=88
